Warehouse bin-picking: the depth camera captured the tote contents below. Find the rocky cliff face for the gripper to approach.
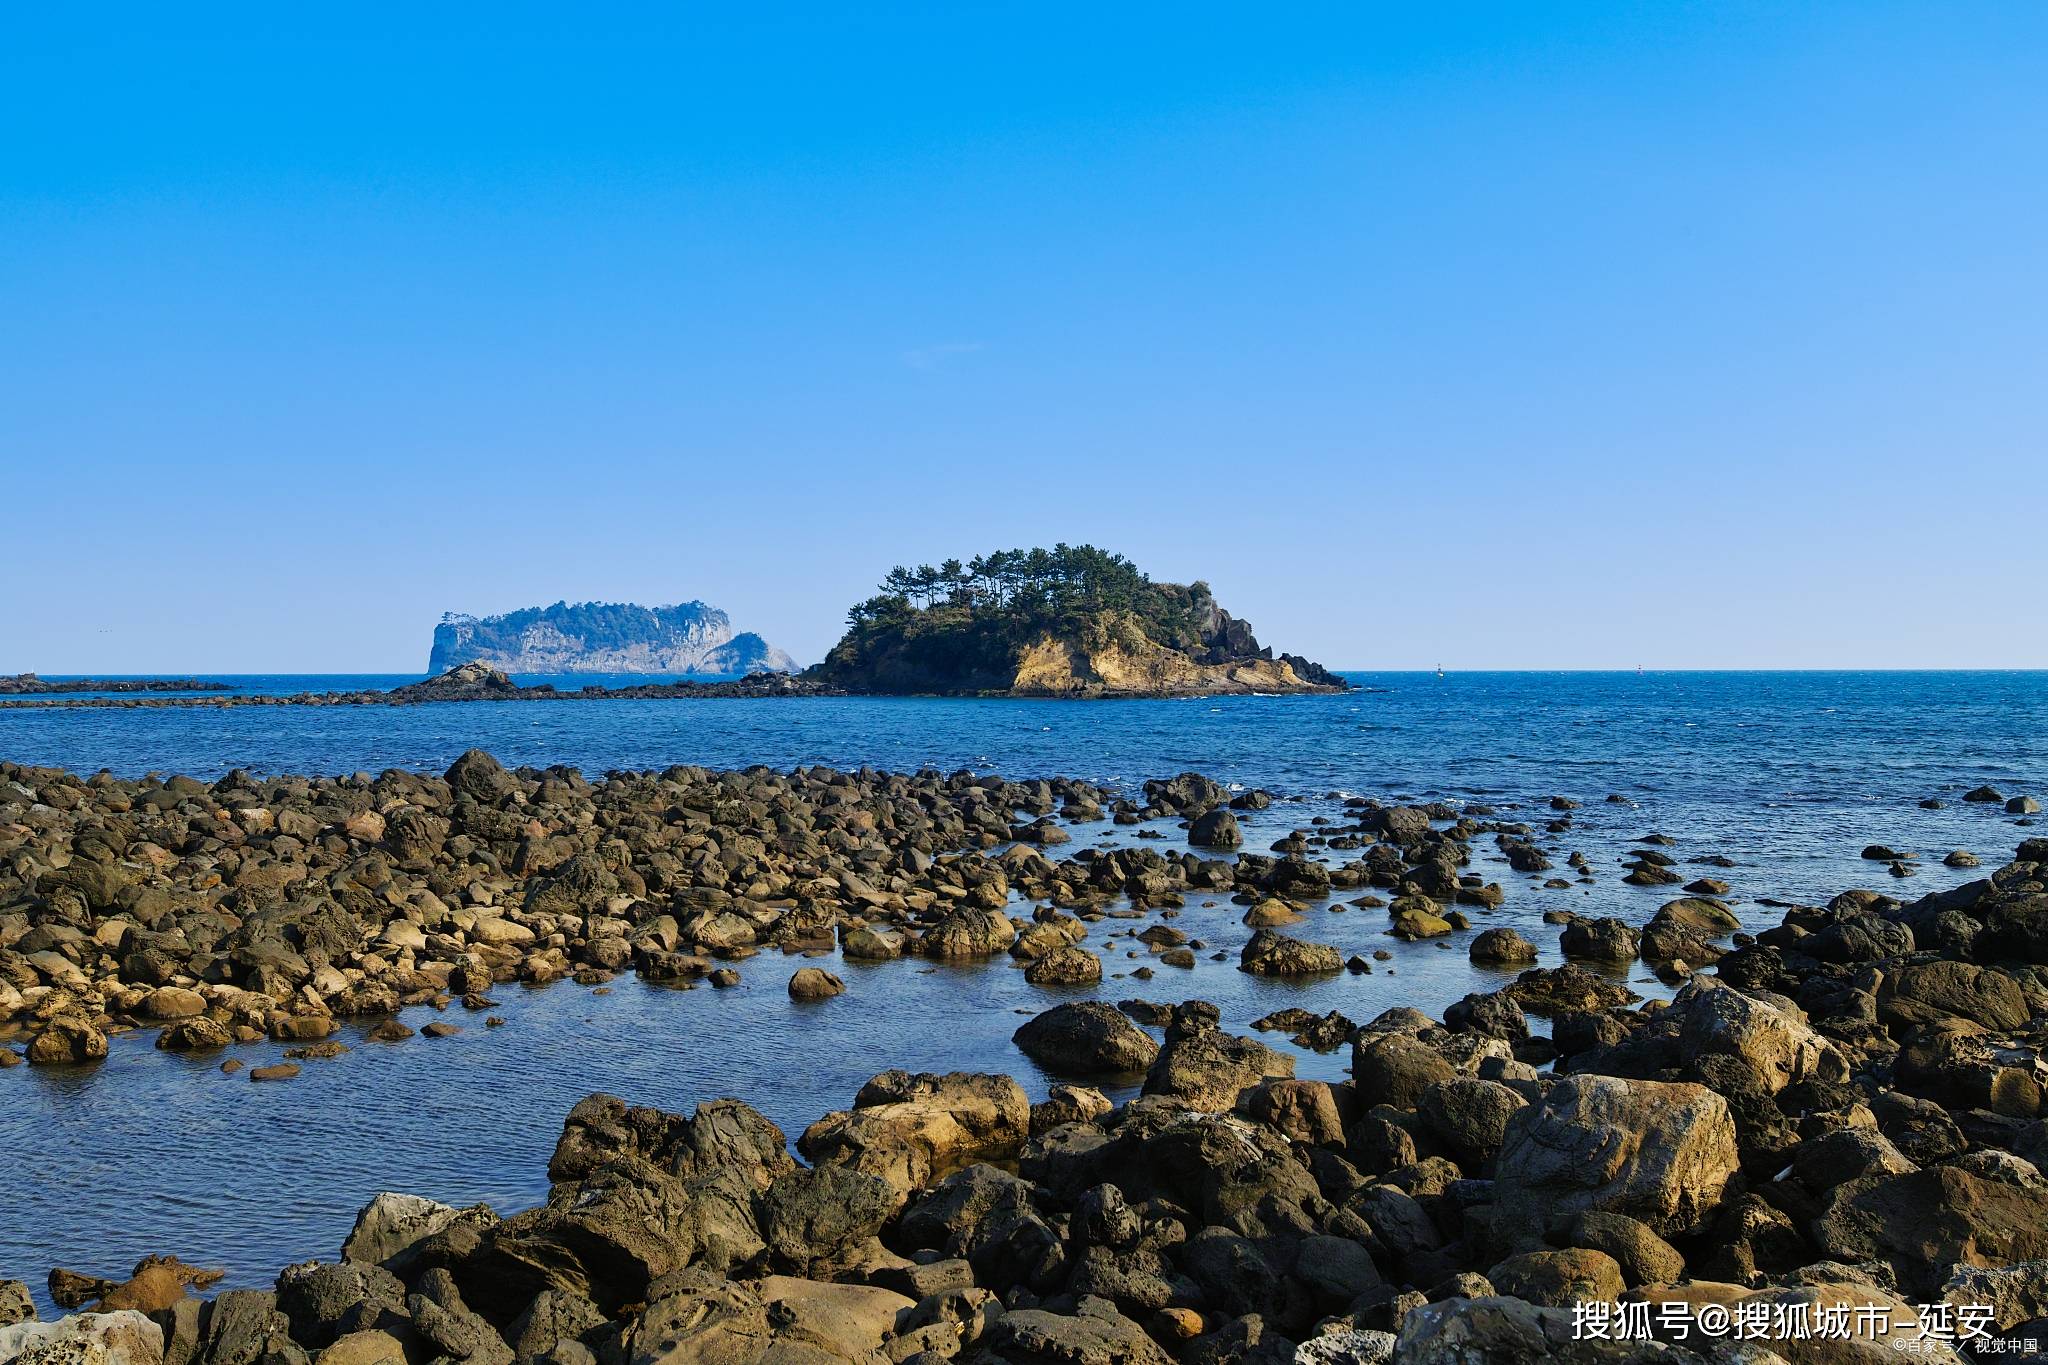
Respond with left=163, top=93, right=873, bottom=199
left=429, top=602, right=795, bottom=676
left=813, top=598, right=1346, bottom=698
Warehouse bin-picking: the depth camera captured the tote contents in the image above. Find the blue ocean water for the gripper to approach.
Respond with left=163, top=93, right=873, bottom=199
left=0, top=671, right=2042, bottom=1306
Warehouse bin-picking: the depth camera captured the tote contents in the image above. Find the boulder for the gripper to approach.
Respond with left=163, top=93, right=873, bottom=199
left=1666, top=977, right=1849, bottom=1094
left=978, top=1298, right=1174, bottom=1365
left=1393, top=1296, right=1624, bottom=1364
left=1238, top=929, right=1342, bottom=977
left=0, top=1311, right=164, bottom=1365
left=1939, top=1261, right=2048, bottom=1334
left=788, top=967, right=845, bottom=1000
left=756, top=1166, right=901, bottom=1272
left=1013, top=1003, right=1159, bottom=1077
left=1558, top=918, right=1639, bottom=964
left=1881, top=961, right=2030, bottom=1031
left=1484, top=1248, right=1624, bottom=1307
left=1468, top=928, right=1537, bottom=965
left=757, top=1276, right=915, bottom=1358
left=1419, top=1078, right=1525, bottom=1174
left=920, top=908, right=1016, bottom=960
left=1243, top=1079, right=1348, bottom=1147
left=342, top=1193, right=497, bottom=1266
left=1024, top=946, right=1103, bottom=987
left=1814, top=1164, right=2048, bottom=1296
left=1142, top=1030, right=1293, bottom=1111
left=799, top=1071, right=1030, bottom=1195
left=1296, top=1329, right=1395, bottom=1365
left=1549, top=1211, right=1685, bottom=1288
left=0, top=1281, right=30, bottom=1328
left=156, top=1017, right=234, bottom=1052
left=1352, top=1032, right=1456, bottom=1110
left=1491, top=1075, right=1739, bottom=1248
left=27, top=1015, right=107, bottom=1066
left=1188, top=808, right=1243, bottom=850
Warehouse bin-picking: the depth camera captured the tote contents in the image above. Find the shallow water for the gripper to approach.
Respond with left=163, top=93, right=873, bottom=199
left=0, top=671, right=2042, bottom=1308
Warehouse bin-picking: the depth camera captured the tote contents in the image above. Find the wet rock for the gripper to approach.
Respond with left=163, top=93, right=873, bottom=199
left=249, top=1063, right=301, bottom=1082
left=1188, top=809, right=1243, bottom=850
left=27, top=1015, right=108, bottom=1066
left=1558, top=917, right=1639, bottom=964
left=1024, top=946, right=1103, bottom=987
left=1467, top=928, right=1536, bottom=965
left=1501, top=964, right=1637, bottom=1015
left=157, top=1017, right=234, bottom=1051
left=788, top=967, right=846, bottom=1000
left=1013, top=1003, right=1159, bottom=1077
left=1237, top=929, right=1341, bottom=977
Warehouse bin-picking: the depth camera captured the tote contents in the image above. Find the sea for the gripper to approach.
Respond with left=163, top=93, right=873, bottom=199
left=0, top=670, right=2042, bottom=1308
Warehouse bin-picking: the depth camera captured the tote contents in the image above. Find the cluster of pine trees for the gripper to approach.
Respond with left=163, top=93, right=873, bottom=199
left=843, top=545, right=1208, bottom=646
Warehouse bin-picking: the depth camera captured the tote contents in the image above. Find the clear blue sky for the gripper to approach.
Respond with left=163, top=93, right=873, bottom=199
left=4, top=3, right=2043, bottom=672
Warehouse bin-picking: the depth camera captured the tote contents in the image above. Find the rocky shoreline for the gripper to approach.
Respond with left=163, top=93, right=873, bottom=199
left=4, top=754, right=2048, bottom=1362
left=0, top=663, right=836, bottom=711
left=0, top=659, right=1351, bottom=711
left=0, top=675, right=236, bottom=697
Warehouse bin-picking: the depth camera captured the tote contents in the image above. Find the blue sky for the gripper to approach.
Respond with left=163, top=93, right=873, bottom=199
left=4, top=3, right=2044, bottom=672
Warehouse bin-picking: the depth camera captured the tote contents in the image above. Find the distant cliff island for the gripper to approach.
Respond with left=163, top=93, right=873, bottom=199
left=811, top=545, right=1346, bottom=697
left=429, top=601, right=795, bottom=676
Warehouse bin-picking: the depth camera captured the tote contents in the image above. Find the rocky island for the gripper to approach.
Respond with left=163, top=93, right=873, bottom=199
left=811, top=546, right=1346, bottom=697
left=430, top=602, right=795, bottom=677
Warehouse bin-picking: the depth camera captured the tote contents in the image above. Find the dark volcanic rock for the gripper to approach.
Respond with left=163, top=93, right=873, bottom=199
left=1013, top=1003, right=1160, bottom=1077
